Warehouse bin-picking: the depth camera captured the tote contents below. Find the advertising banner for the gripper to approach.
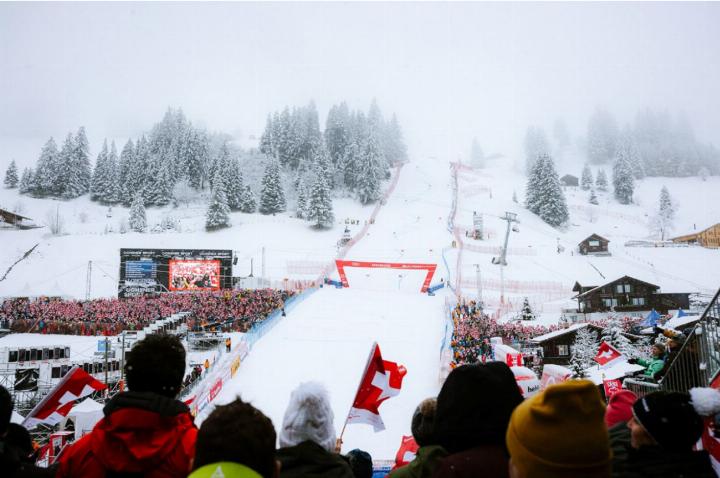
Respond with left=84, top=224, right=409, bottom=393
left=169, top=260, right=221, bottom=291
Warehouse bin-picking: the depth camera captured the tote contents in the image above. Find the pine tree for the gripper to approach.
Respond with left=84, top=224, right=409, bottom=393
left=307, top=174, right=334, bottom=229
left=589, top=188, right=599, bottom=205
left=324, top=102, right=350, bottom=166
left=145, top=155, right=174, bottom=206
left=34, top=138, right=59, bottom=196
left=524, top=126, right=549, bottom=174
left=595, top=169, right=609, bottom=191
left=259, top=114, right=275, bottom=157
left=613, top=147, right=635, bottom=204
left=91, top=140, right=110, bottom=201
left=57, top=133, right=75, bottom=198
left=124, top=136, right=149, bottom=205
left=570, top=327, right=599, bottom=377
left=239, top=184, right=257, bottom=213
left=520, top=298, right=535, bottom=320
left=206, top=171, right=231, bottom=230
left=356, top=126, right=384, bottom=204
left=581, top=164, right=593, bottom=191
left=383, top=114, right=408, bottom=166
left=18, top=167, right=34, bottom=194
left=296, top=179, right=308, bottom=219
left=471, top=138, right=484, bottom=168
left=259, top=159, right=286, bottom=215
left=4, top=160, right=19, bottom=188
left=225, top=158, right=244, bottom=210
left=118, top=139, right=135, bottom=200
left=619, top=126, right=645, bottom=179
left=129, top=193, right=147, bottom=232
left=74, top=126, right=92, bottom=194
left=526, top=154, right=569, bottom=227
left=601, top=313, right=638, bottom=358
left=104, top=141, right=121, bottom=204
left=651, top=186, right=675, bottom=240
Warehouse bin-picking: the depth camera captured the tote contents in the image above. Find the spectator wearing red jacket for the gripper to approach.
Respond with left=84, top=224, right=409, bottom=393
left=57, top=335, right=197, bottom=478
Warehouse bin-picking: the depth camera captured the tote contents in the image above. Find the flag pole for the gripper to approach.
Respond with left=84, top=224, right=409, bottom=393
left=338, top=341, right=378, bottom=451
left=22, top=365, right=80, bottom=428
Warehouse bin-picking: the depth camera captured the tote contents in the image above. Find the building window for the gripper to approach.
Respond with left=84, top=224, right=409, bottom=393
left=589, top=240, right=600, bottom=247
left=632, top=297, right=646, bottom=306
left=603, top=298, right=618, bottom=308
left=558, top=344, right=569, bottom=356
left=51, top=367, right=61, bottom=379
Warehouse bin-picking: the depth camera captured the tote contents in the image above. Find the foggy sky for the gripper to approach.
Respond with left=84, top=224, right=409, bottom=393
left=1, top=1, right=719, bottom=167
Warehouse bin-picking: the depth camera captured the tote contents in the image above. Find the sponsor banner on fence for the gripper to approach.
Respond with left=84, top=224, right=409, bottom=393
left=208, top=378, right=223, bottom=402
left=230, top=357, right=241, bottom=378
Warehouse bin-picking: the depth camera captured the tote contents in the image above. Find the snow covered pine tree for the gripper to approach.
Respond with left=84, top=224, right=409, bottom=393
left=4, top=160, right=19, bottom=188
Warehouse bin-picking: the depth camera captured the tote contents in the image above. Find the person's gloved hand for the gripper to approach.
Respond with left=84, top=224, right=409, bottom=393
left=627, top=358, right=638, bottom=364
left=653, top=326, right=664, bottom=335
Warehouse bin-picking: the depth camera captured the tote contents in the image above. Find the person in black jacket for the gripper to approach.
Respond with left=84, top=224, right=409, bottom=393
left=276, top=382, right=353, bottom=478
left=0, top=385, right=56, bottom=477
left=611, top=390, right=715, bottom=477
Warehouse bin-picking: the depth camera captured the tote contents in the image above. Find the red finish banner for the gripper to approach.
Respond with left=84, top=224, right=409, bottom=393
left=169, top=259, right=221, bottom=291
left=335, top=260, right=437, bottom=293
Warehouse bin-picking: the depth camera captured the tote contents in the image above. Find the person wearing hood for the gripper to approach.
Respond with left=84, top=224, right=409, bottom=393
left=57, top=334, right=197, bottom=478
left=276, top=382, right=353, bottom=478
left=432, top=362, right=524, bottom=478
left=610, top=388, right=718, bottom=477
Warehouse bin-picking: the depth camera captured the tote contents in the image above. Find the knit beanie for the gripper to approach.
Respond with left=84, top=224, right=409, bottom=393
left=435, top=362, right=523, bottom=453
left=411, top=398, right=437, bottom=447
left=605, top=390, right=638, bottom=428
left=279, top=382, right=336, bottom=452
left=506, top=380, right=611, bottom=478
left=632, top=391, right=704, bottom=451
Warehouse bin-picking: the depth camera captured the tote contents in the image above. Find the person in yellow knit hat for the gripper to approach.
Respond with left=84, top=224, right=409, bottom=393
left=506, top=379, right=612, bottom=478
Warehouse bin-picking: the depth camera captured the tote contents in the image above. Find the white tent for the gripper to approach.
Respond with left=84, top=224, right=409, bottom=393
left=11, top=410, right=24, bottom=424
left=67, top=398, right=104, bottom=440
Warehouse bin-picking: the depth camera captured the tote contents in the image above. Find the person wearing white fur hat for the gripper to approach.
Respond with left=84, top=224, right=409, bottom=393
left=276, top=382, right=354, bottom=478
left=610, top=387, right=720, bottom=477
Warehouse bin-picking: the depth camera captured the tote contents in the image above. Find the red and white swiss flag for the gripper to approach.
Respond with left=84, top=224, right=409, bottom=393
left=347, top=342, right=407, bottom=432
left=594, top=341, right=624, bottom=367
left=23, top=366, right=107, bottom=428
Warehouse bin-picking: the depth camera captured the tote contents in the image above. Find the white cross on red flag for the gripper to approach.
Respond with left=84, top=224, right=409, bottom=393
left=346, top=342, right=407, bottom=432
left=23, top=366, right=107, bottom=428
left=594, top=341, right=624, bottom=367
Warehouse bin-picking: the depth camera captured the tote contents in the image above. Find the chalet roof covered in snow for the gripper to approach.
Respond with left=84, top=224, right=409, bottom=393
left=530, top=323, right=591, bottom=342
left=573, top=275, right=660, bottom=299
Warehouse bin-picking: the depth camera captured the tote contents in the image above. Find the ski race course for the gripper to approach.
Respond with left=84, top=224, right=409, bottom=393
left=212, top=157, right=454, bottom=458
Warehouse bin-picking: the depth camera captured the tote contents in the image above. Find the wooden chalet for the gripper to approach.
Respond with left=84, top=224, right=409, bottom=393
left=560, top=174, right=579, bottom=187
left=572, top=275, right=690, bottom=315
left=530, top=323, right=604, bottom=365
left=578, top=234, right=610, bottom=255
left=671, top=223, right=720, bottom=249
left=0, top=208, right=40, bottom=230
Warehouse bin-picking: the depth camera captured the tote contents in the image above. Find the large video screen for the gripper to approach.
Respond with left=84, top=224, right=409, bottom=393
left=169, top=259, right=221, bottom=291
left=118, top=249, right=232, bottom=298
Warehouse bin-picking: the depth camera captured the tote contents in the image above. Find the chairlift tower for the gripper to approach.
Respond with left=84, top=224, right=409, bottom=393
left=493, top=212, right=519, bottom=266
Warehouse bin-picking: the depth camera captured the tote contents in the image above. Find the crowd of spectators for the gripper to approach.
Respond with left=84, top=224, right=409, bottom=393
left=449, top=299, right=647, bottom=368
left=0, top=289, right=293, bottom=336
left=2, top=333, right=718, bottom=478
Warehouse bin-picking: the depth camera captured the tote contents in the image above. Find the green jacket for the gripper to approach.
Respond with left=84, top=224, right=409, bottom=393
left=189, top=462, right=262, bottom=478
left=388, top=445, right=448, bottom=478
left=636, top=357, right=664, bottom=378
